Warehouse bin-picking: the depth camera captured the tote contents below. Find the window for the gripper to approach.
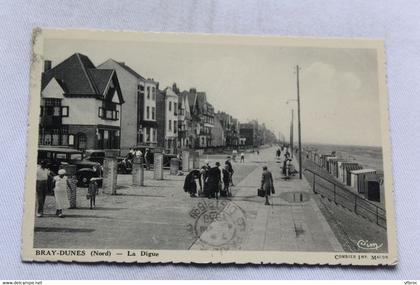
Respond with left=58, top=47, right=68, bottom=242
left=152, top=107, right=155, bottom=120
left=174, top=103, right=177, bottom=115
left=98, top=107, right=104, bottom=118
left=152, top=87, right=156, bottom=100
left=106, top=110, right=113, bottom=119
left=168, top=120, right=172, bottom=131
left=56, top=153, right=67, bottom=160
left=147, top=87, right=150, bottom=99
left=68, top=135, right=74, bottom=146
left=169, top=101, right=172, bottom=111
left=174, top=120, right=177, bottom=134
left=146, top=107, right=150, bottom=119
left=53, top=106, right=61, bottom=116
left=40, top=106, right=43, bottom=117
left=70, top=153, right=82, bottom=160
left=61, top=106, right=69, bottom=117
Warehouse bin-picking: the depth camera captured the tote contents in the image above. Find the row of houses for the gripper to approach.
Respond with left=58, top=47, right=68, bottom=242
left=38, top=53, right=276, bottom=155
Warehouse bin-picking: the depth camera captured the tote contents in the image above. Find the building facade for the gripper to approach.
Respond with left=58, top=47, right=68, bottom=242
left=239, top=123, right=257, bottom=147
left=187, top=88, right=214, bottom=148
left=98, top=60, right=158, bottom=153
left=39, top=53, right=124, bottom=152
left=178, top=90, right=193, bottom=149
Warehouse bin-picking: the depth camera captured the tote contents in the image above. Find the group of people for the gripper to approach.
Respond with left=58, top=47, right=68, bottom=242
left=36, top=161, right=100, bottom=218
left=126, top=148, right=153, bottom=170
left=183, top=156, right=235, bottom=199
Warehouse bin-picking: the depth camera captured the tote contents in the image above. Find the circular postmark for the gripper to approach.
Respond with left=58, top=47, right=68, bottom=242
left=187, top=200, right=247, bottom=250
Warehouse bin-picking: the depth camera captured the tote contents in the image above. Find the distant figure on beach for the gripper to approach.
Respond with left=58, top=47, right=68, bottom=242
left=240, top=152, right=245, bottom=163
left=261, top=166, right=274, bottom=206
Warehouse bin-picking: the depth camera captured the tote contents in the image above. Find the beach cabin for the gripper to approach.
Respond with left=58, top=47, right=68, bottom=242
left=350, top=169, right=377, bottom=193
left=326, top=157, right=338, bottom=174
left=343, top=164, right=363, bottom=186
left=338, top=162, right=359, bottom=183
left=320, top=154, right=333, bottom=168
left=364, top=173, right=381, bottom=202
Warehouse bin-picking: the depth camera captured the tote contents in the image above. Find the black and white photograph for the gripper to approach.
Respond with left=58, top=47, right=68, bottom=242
left=21, top=29, right=397, bottom=265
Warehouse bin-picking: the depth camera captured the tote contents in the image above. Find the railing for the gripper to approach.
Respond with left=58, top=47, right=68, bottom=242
left=303, top=168, right=387, bottom=229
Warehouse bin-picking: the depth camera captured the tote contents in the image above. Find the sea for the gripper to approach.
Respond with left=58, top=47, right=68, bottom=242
left=304, top=143, right=384, bottom=174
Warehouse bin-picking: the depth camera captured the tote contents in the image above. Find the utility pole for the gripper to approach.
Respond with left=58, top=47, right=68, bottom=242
left=296, top=65, right=302, bottom=179
left=290, top=109, right=294, bottom=158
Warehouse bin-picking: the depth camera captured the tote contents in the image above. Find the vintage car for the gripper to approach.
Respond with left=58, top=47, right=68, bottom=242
left=84, top=149, right=106, bottom=164
left=37, top=147, right=102, bottom=187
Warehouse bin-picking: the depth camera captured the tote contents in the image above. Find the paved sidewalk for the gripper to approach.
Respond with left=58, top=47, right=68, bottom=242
left=191, top=149, right=343, bottom=252
left=34, top=146, right=342, bottom=252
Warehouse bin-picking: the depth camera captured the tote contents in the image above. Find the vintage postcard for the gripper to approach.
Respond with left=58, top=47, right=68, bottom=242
left=22, top=28, right=397, bottom=265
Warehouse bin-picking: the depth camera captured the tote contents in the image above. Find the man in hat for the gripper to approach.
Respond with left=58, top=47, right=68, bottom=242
left=36, top=160, right=51, bottom=217
left=207, top=162, right=222, bottom=199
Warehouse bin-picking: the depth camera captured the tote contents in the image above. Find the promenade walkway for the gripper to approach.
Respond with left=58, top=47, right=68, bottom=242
left=34, top=146, right=342, bottom=252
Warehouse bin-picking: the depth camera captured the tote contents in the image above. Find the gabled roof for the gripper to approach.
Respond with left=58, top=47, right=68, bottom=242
left=41, top=53, right=116, bottom=97
left=103, top=59, right=145, bottom=80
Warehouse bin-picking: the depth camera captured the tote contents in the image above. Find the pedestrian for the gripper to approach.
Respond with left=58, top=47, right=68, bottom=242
left=135, top=148, right=143, bottom=160
left=183, top=169, right=201, bottom=197
left=276, top=148, right=281, bottom=159
left=221, top=165, right=231, bottom=197
left=53, top=169, right=71, bottom=218
left=144, top=148, right=151, bottom=170
left=261, top=166, right=274, bottom=206
left=225, top=156, right=234, bottom=186
left=67, top=174, right=78, bottom=209
left=207, top=162, right=222, bottom=199
left=200, top=160, right=210, bottom=197
left=87, top=177, right=99, bottom=209
left=36, top=161, right=51, bottom=217
left=240, top=152, right=245, bottom=163
left=127, top=148, right=135, bottom=160
left=257, top=149, right=260, bottom=155
left=232, top=149, right=238, bottom=162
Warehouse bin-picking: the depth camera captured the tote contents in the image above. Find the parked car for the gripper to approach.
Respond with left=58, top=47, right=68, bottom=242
left=37, top=147, right=102, bottom=187
left=84, top=149, right=106, bottom=164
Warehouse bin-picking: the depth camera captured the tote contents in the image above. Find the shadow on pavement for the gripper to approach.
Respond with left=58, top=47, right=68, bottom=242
left=34, top=227, right=95, bottom=233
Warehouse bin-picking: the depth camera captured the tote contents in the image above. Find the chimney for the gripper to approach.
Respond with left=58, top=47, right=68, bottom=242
left=44, top=60, right=52, bottom=72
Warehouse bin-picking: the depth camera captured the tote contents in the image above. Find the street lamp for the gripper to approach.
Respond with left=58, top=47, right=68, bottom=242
left=285, top=65, right=303, bottom=179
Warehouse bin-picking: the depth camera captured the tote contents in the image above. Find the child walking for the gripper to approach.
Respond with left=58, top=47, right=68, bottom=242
left=87, top=178, right=99, bottom=209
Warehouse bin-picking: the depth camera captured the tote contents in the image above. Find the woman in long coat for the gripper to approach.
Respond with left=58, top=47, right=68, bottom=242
left=261, top=166, right=274, bottom=205
left=183, top=169, right=201, bottom=197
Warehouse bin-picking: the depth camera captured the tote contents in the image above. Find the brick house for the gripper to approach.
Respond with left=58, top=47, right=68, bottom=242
left=98, top=59, right=158, bottom=153
left=39, top=53, right=124, bottom=152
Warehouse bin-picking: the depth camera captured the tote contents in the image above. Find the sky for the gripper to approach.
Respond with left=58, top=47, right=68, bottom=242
left=44, top=38, right=383, bottom=146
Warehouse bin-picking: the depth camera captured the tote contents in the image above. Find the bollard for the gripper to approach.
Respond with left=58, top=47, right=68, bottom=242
left=170, top=158, right=180, bottom=175
left=132, top=157, right=144, bottom=186
left=103, top=156, right=118, bottom=195
left=182, top=150, right=190, bottom=172
left=192, top=151, right=200, bottom=169
left=154, top=152, right=164, bottom=180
